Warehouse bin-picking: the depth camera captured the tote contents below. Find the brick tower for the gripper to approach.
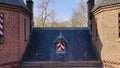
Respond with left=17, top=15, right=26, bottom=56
left=91, top=0, right=120, bottom=67
left=0, top=0, right=32, bottom=68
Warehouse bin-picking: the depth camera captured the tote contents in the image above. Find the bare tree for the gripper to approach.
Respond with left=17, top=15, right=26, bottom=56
left=36, top=0, right=56, bottom=27
left=48, top=10, right=56, bottom=27
left=71, top=9, right=82, bottom=27
left=71, top=0, right=87, bottom=27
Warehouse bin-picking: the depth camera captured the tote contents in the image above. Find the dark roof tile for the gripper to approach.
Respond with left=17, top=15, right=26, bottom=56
left=22, top=28, right=100, bottom=62
left=0, top=0, right=29, bottom=11
left=92, top=0, right=120, bottom=11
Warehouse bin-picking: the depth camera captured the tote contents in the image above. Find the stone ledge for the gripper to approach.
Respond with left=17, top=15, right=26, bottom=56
left=0, top=61, right=20, bottom=68
left=21, top=61, right=102, bottom=67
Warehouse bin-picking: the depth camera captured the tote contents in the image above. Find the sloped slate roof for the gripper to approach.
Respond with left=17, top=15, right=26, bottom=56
left=92, top=0, right=120, bottom=11
left=22, top=28, right=99, bottom=62
left=0, top=0, right=28, bottom=10
left=54, top=32, right=68, bottom=44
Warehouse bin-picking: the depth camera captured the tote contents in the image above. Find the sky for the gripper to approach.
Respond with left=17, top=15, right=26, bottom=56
left=24, top=0, right=99, bottom=21
left=25, top=0, right=81, bottom=20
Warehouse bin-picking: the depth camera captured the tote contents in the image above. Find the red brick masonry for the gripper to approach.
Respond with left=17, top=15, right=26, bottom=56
left=0, top=3, right=30, bottom=68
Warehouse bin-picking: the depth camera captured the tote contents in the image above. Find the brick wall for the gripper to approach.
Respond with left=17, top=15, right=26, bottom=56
left=0, top=5, right=30, bottom=68
left=0, top=9, right=19, bottom=65
left=19, top=13, right=30, bottom=59
left=92, top=4, right=120, bottom=68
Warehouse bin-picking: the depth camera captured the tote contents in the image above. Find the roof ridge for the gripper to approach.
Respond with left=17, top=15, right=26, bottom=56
left=0, top=0, right=29, bottom=11
left=92, top=0, right=120, bottom=12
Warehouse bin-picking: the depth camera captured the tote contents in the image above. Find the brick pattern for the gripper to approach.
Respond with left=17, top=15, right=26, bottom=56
left=0, top=9, right=19, bottom=65
left=0, top=4, right=30, bottom=68
left=92, top=3, right=120, bottom=68
left=0, top=61, right=19, bottom=68
left=19, top=13, right=30, bottom=59
left=0, top=64, right=18, bottom=68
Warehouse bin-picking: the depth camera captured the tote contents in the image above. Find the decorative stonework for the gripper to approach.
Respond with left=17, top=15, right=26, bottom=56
left=0, top=13, right=4, bottom=44
left=103, top=60, right=120, bottom=68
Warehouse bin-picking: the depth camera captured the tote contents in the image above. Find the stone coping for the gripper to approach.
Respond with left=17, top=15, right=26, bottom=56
left=21, top=61, right=102, bottom=67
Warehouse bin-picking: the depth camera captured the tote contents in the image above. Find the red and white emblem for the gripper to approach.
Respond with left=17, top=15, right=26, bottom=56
left=0, top=13, right=4, bottom=37
left=57, top=42, right=65, bottom=52
left=119, top=13, right=120, bottom=37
